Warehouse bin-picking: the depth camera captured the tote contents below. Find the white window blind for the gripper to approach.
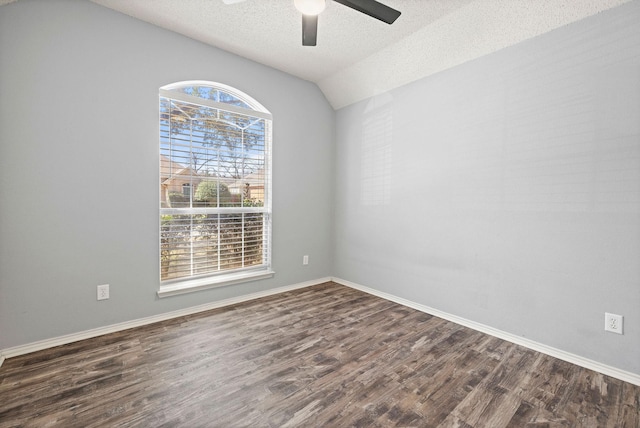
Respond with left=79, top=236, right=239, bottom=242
left=159, top=82, right=272, bottom=291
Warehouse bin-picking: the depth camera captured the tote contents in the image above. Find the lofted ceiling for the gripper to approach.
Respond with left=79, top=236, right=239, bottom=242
left=3, top=0, right=631, bottom=109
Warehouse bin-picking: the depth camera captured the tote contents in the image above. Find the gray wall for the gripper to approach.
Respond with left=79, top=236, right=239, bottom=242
left=334, top=2, right=640, bottom=374
left=0, top=0, right=334, bottom=349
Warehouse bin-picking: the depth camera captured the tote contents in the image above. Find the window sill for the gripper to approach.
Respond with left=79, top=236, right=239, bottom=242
left=157, top=269, right=275, bottom=298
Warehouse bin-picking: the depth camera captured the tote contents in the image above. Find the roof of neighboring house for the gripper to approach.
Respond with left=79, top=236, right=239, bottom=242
left=227, top=169, right=265, bottom=191
left=160, top=155, right=195, bottom=185
left=162, top=155, right=260, bottom=189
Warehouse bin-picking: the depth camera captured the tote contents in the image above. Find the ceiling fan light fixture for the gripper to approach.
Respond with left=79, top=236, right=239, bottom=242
left=294, top=0, right=326, bottom=16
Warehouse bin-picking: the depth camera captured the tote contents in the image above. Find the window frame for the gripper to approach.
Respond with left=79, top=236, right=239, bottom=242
left=157, top=81, right=273, bottom=298
left=182, top=183, right=191, bottom=197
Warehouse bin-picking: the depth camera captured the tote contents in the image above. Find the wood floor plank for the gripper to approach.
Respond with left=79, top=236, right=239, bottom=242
left=1, top=282, right=638, bottom=427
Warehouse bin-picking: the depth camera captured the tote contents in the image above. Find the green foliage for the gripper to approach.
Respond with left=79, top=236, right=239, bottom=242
left=242, top=198, right=263, bottom=207
left=160, top=212, right=265, bottom=281
left=194, top=180, right=232, bottom=206
left=167, top=192, right=189, bottom=208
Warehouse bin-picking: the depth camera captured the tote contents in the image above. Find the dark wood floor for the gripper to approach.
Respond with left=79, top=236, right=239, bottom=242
left=1, top=282, right=638, bottom=427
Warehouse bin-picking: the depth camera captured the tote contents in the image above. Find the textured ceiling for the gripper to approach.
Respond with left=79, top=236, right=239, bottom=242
left=3, top=0, right=632, bottom=109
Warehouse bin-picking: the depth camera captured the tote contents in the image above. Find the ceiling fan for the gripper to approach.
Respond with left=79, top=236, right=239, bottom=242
left=222, top=0, right=401, bottom=46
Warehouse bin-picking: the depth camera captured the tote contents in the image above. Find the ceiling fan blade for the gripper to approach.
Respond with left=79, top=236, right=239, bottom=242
left=333, top=0, right=401, bottom=24
left=302, top=14, right=318, bottom=46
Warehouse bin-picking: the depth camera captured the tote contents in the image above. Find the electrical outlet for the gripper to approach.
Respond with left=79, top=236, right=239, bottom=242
left=303, top=255, right=309, bottom=265
left=97, top=284, right=110, bottom=301
left=604, top=312, right=623, bottom=334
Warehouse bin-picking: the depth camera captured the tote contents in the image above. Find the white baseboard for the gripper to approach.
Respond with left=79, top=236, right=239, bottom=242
left=332, top=277, right=640, bottom=387
left=0, top=277, right=331, bottom=366
left=3, top=276, right=638, bottom=387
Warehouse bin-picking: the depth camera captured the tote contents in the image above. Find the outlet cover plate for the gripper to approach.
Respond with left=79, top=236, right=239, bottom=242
left=97, top=284, right=110, bottom=301
left=604, top=312, right=623, bottom=334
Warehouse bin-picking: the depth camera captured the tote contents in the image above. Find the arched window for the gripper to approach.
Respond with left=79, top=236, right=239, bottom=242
left=159, top=81, right=273, bottom=296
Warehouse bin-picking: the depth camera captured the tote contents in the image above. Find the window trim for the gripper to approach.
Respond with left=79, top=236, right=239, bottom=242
left=159, top=81, right=271, bottom=117
left=157, top=268, right=275, bottom=298
left=158, top=81, right=273, bottom=297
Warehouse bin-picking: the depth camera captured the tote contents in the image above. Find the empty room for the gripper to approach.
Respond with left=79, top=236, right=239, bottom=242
left=0, top=0, right=639, bottom=426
